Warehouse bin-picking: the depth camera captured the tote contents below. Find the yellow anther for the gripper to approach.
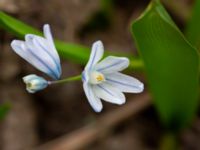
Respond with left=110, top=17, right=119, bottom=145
left=96, top=75, right=104, bottom=81
left=89, top=71, right=105, bottom=84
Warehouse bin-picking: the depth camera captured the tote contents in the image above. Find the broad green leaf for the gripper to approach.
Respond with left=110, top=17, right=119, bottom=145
left=185, top=0, right=200, bottom=49
left=0, top=102, right=11, bottom=120
left=132, top=0, right=199, bottom=131
left=0, top=11, right=143, bottom=70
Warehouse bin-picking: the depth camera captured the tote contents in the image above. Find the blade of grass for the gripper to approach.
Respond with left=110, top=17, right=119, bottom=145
left=0, top=11, right=143, bottom=71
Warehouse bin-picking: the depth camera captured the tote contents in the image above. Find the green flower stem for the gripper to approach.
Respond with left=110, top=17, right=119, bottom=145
left=49, top=74, right=82, bottom=85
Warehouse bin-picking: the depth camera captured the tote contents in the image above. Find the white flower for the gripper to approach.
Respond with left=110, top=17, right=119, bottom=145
left=11, top=24, right=61, bottom=80
left=23, top=74, right=48, bottom=93
left=82, top=41, right=144, bottom=112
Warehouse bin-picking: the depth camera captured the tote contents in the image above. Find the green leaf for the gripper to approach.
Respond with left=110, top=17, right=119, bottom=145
left=0, top=102, right=11, bottom=120
left=0, top=11, right=143, bottom=70
left=131, top=0, right=199, bottom=131
left=185, top=0, right=200, bottom=49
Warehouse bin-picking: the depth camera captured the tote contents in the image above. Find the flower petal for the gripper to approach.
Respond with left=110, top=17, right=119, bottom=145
left=85, top=41, right=104, bottom=70
left=106, top=72, right=144, bottom=93
left=95, top=56, right=129, bottom=74
left=32, top=35, right=61, bottom=75
left=93, top=82, right=125, bottom=105
left=43, top=24, right=61, bottom=66
left=25, top=34, right=61, bottom=79
left=82, top=70, right=89, bottom=83
left=43, top=24, right=55, bottom=48
left=83, top=82, right=103, bottom=112
left=11, top=40, right=55, bottom=78
left=23, top=74, right=38, bottom=83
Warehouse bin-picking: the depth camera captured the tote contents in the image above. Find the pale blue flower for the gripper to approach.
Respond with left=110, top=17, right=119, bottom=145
left=11, top=24, right=61, bottom=80
left=82, top=41, right=144, bottom=112
left=23, top=74, right=48, bottom=93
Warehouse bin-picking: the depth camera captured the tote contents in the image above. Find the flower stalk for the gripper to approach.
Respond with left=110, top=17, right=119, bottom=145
left=48, top=75, right=82, bottom=85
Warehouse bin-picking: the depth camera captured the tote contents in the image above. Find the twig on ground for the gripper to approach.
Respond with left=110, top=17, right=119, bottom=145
left=33, top=92, right=151, bottom=150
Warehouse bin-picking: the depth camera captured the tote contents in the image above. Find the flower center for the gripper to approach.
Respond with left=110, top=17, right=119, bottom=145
left=27, top=82, right=32, bottom=87
left=89, top=71, right=105, bottom=84
left=26, top=80, right=39, bottom=90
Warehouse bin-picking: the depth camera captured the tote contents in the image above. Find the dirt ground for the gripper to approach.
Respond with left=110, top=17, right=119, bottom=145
left=0, top=0, right=200, bottom=150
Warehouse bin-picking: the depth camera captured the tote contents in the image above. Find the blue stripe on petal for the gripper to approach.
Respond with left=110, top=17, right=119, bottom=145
left=35, top=38, right=61, bottom=74
left=97, top=84, right=114, bottom=97
left=82, top=72, right=86, bottom=82
left=89, top=44, right=98, bottom=70
left=106, top=78, right=140, bottom=89
left=97, top=60, right=124, bottom=72
left=27, top=47, right=59, bottom=79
